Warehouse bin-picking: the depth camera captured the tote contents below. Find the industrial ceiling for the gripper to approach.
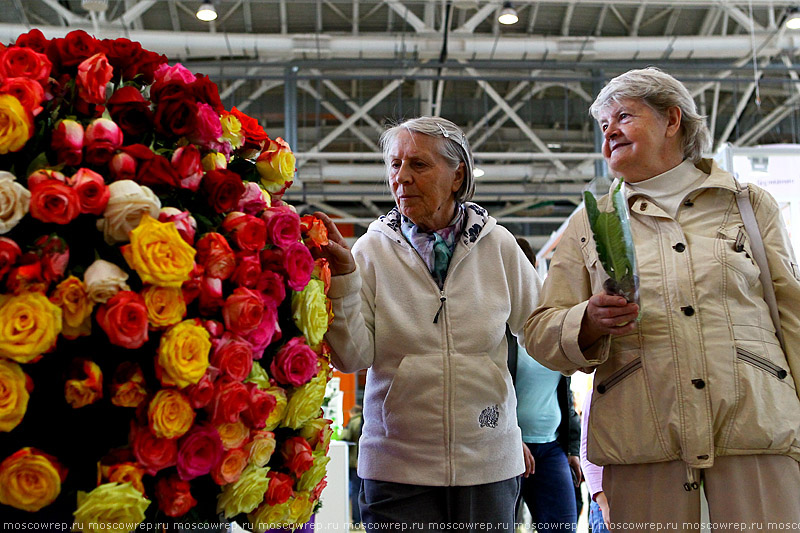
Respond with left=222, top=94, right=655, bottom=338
left=2, top=0, right=800, bottom=247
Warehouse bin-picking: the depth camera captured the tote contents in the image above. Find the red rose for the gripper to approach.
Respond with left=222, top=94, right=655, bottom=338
left=243, top=382, right=277, bottom=430
left=222, top=287, right=270, bottom=336
left=195, top=233, right=236, bottom=280
left=265, top=471, right=295, bottom=505
left=171, top=144, right=203, bottom=192
left=51, top=119, right=84, bottom=166
left=68, top=168, right=109, bottom=215
left=84, top=118, right=123, bottom=166
left=155, top=474, right=197, bottom=518
left=0, top=46, right=52, bottom=83
left=192, top=74, right=224, bottom=113
left=211, top=332, right=254, bottom=382
left=270, top=336, right=319, bottom=387
left=77, top=53, right=113, bottom=105
left=229, top=107, right=268, bottom=151
left=222, top=212, right=267, bottom=252
left=256, top=270, right=286, bottom=307
left=262, top=205, right=301, bottom=249
left=202, top=169, right=245, bottom=214
left=14, top=29, right=49, bottom=54
left=312, top=477, right=328, bottom=501
left=54, top=30, right=99, bottom=68
left=0, top=77, right=45, bottom=116
left=154, top=94, right=197, bottom=138
left=96, top=290, right=149, bottom=349
left=177, top=424, right=223, bottom=481
left=131, top=424, right=178, bottom=475
left=231, top=252, right=261, bottom=289
left=0, top=237, right=21, bottom=280
left=32, top=235, right=69, bottom=285
left=101, top=38, right=142, bottom=80
left=282, top=241, right=315, bottom=292
left=108, top=86, right=152, bottom=138
left=186, top=371, right=216, bottom=410
left=6, top=254, right=43, bottom=294
left=208, top=377, right=249, bottom=424
left=280, top=436, right=314, bottom=477
left=29, top=179, right=81, bottom=225
left=136, top=152, right=181, bottom=189
left=135, top=49, right=169, bottom=85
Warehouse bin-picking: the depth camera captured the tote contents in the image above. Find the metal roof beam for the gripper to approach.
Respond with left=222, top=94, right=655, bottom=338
left=385, top=0, right=432, bottom=33
left=296, top=82, right=381, bottom=150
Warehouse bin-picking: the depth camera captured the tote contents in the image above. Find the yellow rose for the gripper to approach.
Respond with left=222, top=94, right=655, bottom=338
left=299, top=417, right=332, bottom=454
left=0, top=292, right=62, bottom=364
left=0, top=447, right=65, bottom=512
left=281, top=368, right=327, bottom=430
left=296, top=452, right=330, bottom=492
left=157, top=319, right=211, bottom=389
left=64, top=359, right=103, bottom=409
left=143, top=285, right=186, bottom=329
left=217, top=463, right=270, bottom=518
left=202, top=151, right=228, bottom=171
left=0, top=359, right=28, bottom=432
left=291, top=279, right=329, bottom=347
left=50, top=276, right=93, bottom=339
left=288, top=491, right=315, bottom=527
left=148, top=389, right=195, bottom=439
left=256, top=137, right=295, bottom=194
left=0, top=94, right=32, bottom=155
left=220, top=114, right=245, bottom=150
left=122, top=214, right=196, bottom=288
left=245, top=430, right=276, bottom=468
left=249, top=500, right=293, bottom=533
left=72, top=482, right=150, bottom=532
left=0, top=171, right=30, bottom=234
left=216, top=419, right=250, bottom=450
left=83, top=259, right=130, bottom=304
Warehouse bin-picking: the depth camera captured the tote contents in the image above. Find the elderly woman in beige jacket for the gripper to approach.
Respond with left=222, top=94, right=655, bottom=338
left=525, top=68, right=800, bottom=529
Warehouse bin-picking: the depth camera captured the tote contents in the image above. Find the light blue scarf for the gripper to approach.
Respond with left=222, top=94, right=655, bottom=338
left=400, top=204, right=464, bottom=289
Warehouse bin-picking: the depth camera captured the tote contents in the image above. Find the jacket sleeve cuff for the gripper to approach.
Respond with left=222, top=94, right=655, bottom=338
left=560, top=301, right=610, bottom=367
left=327, top=268, right=362, bottom=299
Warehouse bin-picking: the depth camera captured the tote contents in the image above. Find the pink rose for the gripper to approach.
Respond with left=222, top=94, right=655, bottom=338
left=27, top=169, right=66, bottom=190
left=186, top=371, right=216, bottom=409
left=188, top=103, right=222, bottom=150
left=68, top=168, right=109, bottom=215
left=222, top=287, right=270, bottom=336
left=237, top=182, right=267, bottom=216
left=270, top=336, right=318, bottom=387
left=282, top=241, right=315, bottom=291
left=77, top=52, right=113, bottom=105
left=210, top=332, right=253, bottom=382
left=177, top=424, right=223, bottom=481
left=84, top=118, right=123, bottom=166
left=262, top=205, right=301, bottom=249
left=256, top=270, right=286, bottom=308
left=109, top=151, right=137, bottom=181
left=230, top=251, right=261, bottom=289
left=244, top=312, right=281, bottom=360
left=171, top=144, right=204, bottom=192
left=51, top=120, right=84, bottom=167
left=158, top=207, right=197, bottom=245
left=222, top=212, right=267, bottom=252
left=198, top=276, right=224, bottom=316
left=154, top=62, right=197, bottom=85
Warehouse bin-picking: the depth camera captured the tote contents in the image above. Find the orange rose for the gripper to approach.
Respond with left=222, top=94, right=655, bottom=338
left=0, top=359, right=29, bottom=432
left=64, top=359, right=103, bottom=409
left=143, top=285, right=186, bottom=329
left=0, top=447, right=66, bottom=512
left=216, top=420, right=250, bottom=450
left=211, top=447, right=248, bottom=486
left=110, top=362, right=147, bottom=408
left=100, top=462, right=146, bottom=496
left=148, top=389, right=195, bottom=439
left=50, top=275, right=93, bottom=339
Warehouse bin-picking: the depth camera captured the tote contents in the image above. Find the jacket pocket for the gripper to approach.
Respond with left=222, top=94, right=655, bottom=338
left=595, top=357, right=642, bottom=394
left=452, top=354, right=513, bottom=444
left=714, top=225, right=760, bottom=286
left=382, top=354, right=445, bottom=445
left=736, top=347, right=789, bottom=381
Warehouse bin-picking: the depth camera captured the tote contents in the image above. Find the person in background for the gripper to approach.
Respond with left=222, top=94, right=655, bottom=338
left=579, top=389, right=609, bottom=533
left=340, top=404, right=363, bottom=526
left=525, top=67, right=800, bottom=529
left=510, top=237, right=581, bottom=533
left=316, top=116, right=542, bottom=531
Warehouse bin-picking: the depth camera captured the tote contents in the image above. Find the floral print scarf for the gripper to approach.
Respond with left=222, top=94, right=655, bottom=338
left=400, top=203, right=465, bottom=289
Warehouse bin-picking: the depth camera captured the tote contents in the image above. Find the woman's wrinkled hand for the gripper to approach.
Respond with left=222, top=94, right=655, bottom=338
left=312, top=211, right=356, bottom=276
left=578, top=292, right=639, bottom=350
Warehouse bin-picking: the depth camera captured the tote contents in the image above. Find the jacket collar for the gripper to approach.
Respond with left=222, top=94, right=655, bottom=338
left=375, top=201, right=493, bottom=249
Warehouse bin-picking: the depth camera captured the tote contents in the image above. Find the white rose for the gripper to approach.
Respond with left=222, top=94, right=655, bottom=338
left=0, top=172, right=30, bottom=234
left=83, top=259, right=130, bottom=304
left=96, top=180, right=161, bottom=245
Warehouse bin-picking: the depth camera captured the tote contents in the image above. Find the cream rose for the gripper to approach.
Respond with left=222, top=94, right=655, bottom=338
left=0, top=172, right=29, bottom=234
left=217, top=463, right=270, bottom=518
left=96, top=180, right=160, bottom=245
left=83, top=259, right=130, bottom=304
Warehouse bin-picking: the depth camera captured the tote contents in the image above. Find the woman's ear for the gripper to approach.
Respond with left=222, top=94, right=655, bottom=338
left=452, top=162, right=466, bottom=193
left=665, top=106, right=682, bottom=138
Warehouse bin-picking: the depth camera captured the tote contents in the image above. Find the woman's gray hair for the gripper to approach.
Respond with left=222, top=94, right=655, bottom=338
left=589, top=67, right=712, bottom=162
left=379, top=116, right=475, bottom=203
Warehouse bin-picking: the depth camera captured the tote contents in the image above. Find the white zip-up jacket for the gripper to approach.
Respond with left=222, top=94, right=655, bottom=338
left=325, top=203, right=542, bottom=486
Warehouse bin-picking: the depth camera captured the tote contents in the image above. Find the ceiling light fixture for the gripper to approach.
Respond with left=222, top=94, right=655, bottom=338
left=473, top=167, right=485, bottom=178
left=81, top=0, right=108, bottom=12
left=498, top=1, right=519, bottom=25
left=786, top=8, right=800, bottom=29
left=196, top=2, right=218, bottom=22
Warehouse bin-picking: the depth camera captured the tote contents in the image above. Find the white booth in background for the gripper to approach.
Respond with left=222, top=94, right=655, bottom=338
left=714, top=143, right=800, bottom=257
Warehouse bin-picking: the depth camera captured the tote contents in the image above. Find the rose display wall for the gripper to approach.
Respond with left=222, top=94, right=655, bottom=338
left=0, top=29, right=335, bottom=531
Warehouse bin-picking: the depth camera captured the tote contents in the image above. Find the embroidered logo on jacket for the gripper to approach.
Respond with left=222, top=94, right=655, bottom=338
left=478, top=405, right=500, bottom=428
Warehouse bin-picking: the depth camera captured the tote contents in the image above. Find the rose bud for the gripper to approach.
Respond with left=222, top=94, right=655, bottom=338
left=109, top=151, right=137, bottom=181
left=201, top=151, right=227, bottom=171
left=27, top=169, right=66, bottom=190
left=84, top=118, right=123, bottom=166
left=32, top=235, right=69, bottom=285
left=51, top=120, right=85, bottom=165
left=159, top=207, right=197, bottom=245
left=171, top=145, right=204, bottom=192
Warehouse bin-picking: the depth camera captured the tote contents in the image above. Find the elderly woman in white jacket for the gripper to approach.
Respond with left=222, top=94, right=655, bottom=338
left=315, top=116, right=542, bottom=531
left=526, top=68, right=800, bottom=530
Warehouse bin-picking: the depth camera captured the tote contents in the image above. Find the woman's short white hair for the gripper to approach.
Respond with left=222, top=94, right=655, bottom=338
left=589, top=67, right=712, bottom=162
left=379, top=116, right=475, bottom=203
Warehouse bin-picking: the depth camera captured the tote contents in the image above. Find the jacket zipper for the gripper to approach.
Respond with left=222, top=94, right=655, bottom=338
left=596, top=358, right=643, bottom=394
left=736, top=347, right=788, bottom=380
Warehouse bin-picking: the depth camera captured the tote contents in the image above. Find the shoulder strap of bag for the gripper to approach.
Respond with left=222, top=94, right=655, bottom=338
left=505, top=324, right=517, bottom=386
left=734, top=182, right=786, bottom=351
